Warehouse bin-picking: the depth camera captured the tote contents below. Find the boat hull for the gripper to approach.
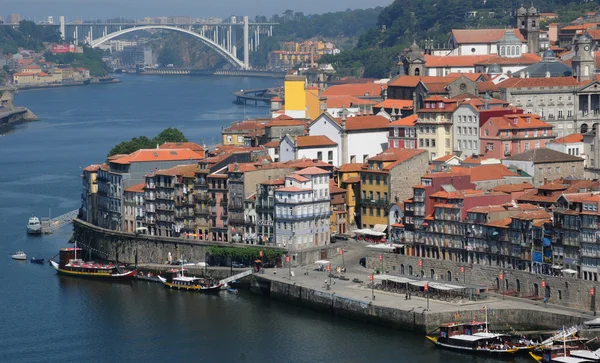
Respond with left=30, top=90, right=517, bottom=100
left=26, top=226, right=42, bottom=235
left=12, top=255, right=26, bottom=260
left=49, top=260, right=136, bottom=280
left=426, top=335, right=519, bottom=355
left=30, top=258, right=45, bottom=264
left=158, top=276, right=222, bottom=293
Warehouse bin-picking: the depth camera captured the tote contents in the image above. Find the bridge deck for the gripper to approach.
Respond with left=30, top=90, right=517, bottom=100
left=42, top=209, right=79, bottom=234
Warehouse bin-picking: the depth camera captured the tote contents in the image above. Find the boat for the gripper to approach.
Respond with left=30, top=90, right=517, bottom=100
left=227, top=288, right=238, bottom=294
left=12, top=251, right=26, bottom=260
left=529, top=327, right=597, bottom=363
left=30, top=257, right=44, bottom=264
left=49, top=246, right=136, bottom=280
left=26, top=215, right=42, bottom=234
left=157, top=267, right=222, bottom=293
left=425, top=308, right=528, bottom=355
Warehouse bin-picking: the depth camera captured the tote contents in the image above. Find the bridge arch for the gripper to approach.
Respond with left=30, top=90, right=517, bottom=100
left=90, top=25, right=245, bottom=69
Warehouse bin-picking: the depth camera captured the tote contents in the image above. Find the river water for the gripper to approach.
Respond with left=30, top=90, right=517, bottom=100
left=0, top=75, right=525, bottom=362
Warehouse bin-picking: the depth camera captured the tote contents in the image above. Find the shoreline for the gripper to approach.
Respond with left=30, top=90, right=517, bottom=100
left=10, top=77, right=121, bottom=92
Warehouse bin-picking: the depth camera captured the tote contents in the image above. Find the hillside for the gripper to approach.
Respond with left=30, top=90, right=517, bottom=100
left=321, top=0, right=600, bottom=78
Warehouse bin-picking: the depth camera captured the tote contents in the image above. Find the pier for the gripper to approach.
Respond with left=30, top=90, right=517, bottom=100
left=41, top=209, right=79, bottom=234
left=233, top=87, right=283, bottom=105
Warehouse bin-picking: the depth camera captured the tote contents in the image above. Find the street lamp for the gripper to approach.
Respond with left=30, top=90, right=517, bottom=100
left=379, top=253, right=383, bottom=274
left=370, top=274, right=375, bottom=300
left=499, top=272, right=505, bottom=300
left=286, top=254, right=291, bottom=278
left=425, top=282, right=429, bottom=311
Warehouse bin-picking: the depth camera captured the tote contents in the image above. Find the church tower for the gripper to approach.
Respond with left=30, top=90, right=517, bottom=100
left=399, top=41, right=426, bottom=76
left=571, top=35, right=595, bottom=82
left=517, top=3, right=540, bottom=54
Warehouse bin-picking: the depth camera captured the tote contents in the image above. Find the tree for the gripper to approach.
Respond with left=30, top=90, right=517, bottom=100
left=154, top=127, right=188, bottom=145
left=107, top=128, right=188, bottom=157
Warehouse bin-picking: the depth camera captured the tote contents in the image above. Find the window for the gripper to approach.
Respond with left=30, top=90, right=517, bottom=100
left=376, top=175, right=380, bottom=185
left=363, top=154, right=369, bottom=162
left=426, top=139, right=430, bottom=147
left=468, top=140, right=473, bottom=150
left=458, top=127, right=462, bottom=135
left=556, top=166, right=561, bottom=173
left=432, top=139, right=436, bottom=147
left=485, top=129, right=489, bottom=136
left=369, top=175, right=373, bottom=185
left=468, top=116, right=473, bottom=123
left=419, top=139, right=424, bottom=147
left=227, top=136, right=232, bottom=142
left=547, top=167, right=551, bottom=175
left=543, top=129, right=548, bottom=136
left=525, top=130, right=529, bottom=137
left=524, top=143, right=530, bottom=151
left=535, top=141, right=540, bottom=148
left=369, top=208, right=373, bottom=216
left=328, top=151, right=333, bottom=161
left=317, top=151, right=323, bottom=160
left=445, top=139, right=450, bottom=148
left=534, top=129, right=538, bottom=137
left=237, top=136, right=243, bottom=143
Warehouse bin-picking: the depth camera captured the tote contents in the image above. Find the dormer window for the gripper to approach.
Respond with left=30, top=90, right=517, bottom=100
left=426, top=103, right=431, bottom=109
left=439, top=102, right=444, bottom=108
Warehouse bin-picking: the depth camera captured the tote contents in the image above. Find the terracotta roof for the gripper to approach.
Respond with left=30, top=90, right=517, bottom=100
left=296, top=135, right=337, bottom=148
left=110, top=149, right=203, bottom=165
left=339, top=163, right=365, bottom=172
left=512, top=210, right=553, bottom=220
left=155, top=164, right=198, bottom=178
left=562, top=192, right=594, bottom=203
left=297, top=166, right=330, bottom=175
left=497, top=77, right=580, bottom=88
left=367, top=148, right=427, bottom=169
left=83, top=164, right=103, bottom=172
left=287, top=174, right=310, bottom=182
left=504, top=148, right=584, bottom=163
left=433, top=154, right=456, bottom=162
left=451, top=29, right=526, bottom=43
left=263, top=140, right=280, bottom=148
left=261, top=177, right=285, bottom=185
left=326, top=95, right=375, bottom=108
left=331, top=115, right=392, bottom=131
left=477, top=81, right=499, bottom=93
left=447, top=72, right=490, bottom=81
left=343, top=176, right=361, bottom=183
left=583, top=195, right=600, bottom=203
left=473, top=54, right=541, bottom=65
left=486, top=217, right=512, bottom=228
left=468, top=205, right=507, bottom=213
left=222, top=120, right=269, bottom=134
left=124, top=183, right=145, bottom=193
left=284, top=158, right=332, bottom=169
left=274, top=114, right=294, bottom=120
left=271, top=96, right=282, bottom=102
left=551, top=133, right=584, bottom=144
left=451, top=164, right=519, bottom=182
left=389, top=114, right=418, bottom=127
left=321, top=82, right=385, bottom=97
left=462, top=155, right=491, bottom=164
left=373, top=99, right=414, bottom=110
left=329, top=179, right=346, bottom=194
left=486, top=114, right=552, bottom=130
left=160, top=142, right=205, bottom=153
left=491, top=182, right=535, bottom=193
left=561, top=23, right=599, bottom=31
left=424, top=55, right=494, bottom=68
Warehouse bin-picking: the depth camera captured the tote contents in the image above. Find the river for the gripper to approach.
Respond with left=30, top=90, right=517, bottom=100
left=0, top=75, right=525, bottom=362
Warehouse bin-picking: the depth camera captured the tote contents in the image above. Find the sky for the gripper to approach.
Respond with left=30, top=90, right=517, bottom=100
left=3, top=0, right=393, bottom=22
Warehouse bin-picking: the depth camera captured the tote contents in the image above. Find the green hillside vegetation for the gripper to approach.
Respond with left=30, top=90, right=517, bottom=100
left=44, top=46, right=110, bottom=76
left=0, top=20, right=61, bottom=54
left=320, top=0, right=600, bottom=78
left=108, top=128, right=188, bottom=157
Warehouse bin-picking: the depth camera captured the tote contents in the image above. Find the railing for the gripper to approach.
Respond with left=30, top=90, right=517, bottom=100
left=362, top=199, right=389, bottom=206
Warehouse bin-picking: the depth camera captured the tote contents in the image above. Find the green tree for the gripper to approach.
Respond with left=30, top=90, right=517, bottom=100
left=157, top=46, right=183, bottom=66
left=154, top=127, right=188, bottom=145
left=107, top=128, right=188, bottom=157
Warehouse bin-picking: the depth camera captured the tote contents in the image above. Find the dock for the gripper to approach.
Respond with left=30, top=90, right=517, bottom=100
left=41, top=209, right=79, bottom=234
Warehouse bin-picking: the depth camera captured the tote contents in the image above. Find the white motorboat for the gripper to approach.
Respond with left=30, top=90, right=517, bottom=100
left=12, top=251, right=27, bottom=260
left=26, top=215, right=42, bottom=234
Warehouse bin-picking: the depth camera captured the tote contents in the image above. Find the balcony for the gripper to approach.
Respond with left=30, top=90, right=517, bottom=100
left=413, top=194, right=425, bottom=203
left=220, top=212, right=228, bottom=220
left=219, top=199, right=229, bottom=207
left=229, top=215, right=245, bottom=224
left=146, top=184, right=155, bottom=189
left=195, top=206, right=209, bottom=215
left=145, top=218, right=156, bottom=225
left=156, top=194, right=173, bottom=201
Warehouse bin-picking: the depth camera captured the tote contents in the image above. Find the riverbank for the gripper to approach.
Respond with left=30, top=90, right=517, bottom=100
left=13, top=77, right=120, bottom=91
left=250, top=267, right=593, bottom=334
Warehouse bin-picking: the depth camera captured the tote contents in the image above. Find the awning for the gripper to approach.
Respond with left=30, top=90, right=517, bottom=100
left=354, top=229, right=386, bottom=236
left=314, top=260, right=331, bottom=265
left=366, top=244, right=396, bottom=250
left=551, top=265, right=562, bottom=269
left=561, top=268, right=577, bottom=274
left=374, top=274, right=413, bottom=283
left=373, top=224, right=388, bottom=233
left=392, top=243, right=405, bottom=248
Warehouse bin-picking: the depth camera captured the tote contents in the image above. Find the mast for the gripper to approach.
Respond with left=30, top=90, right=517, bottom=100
left=74, top=240, right=77, bottom=261
left=563, top=326, right=566, bottom=357
left=181, top=255, right=184, bottom=277
left=485, top=305, right=488, bottom=333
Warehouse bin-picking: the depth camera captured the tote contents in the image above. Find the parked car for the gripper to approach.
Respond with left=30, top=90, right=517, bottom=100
left=359, top=257, right=366, bottom=268
left=231, top=262, right=245, bottom=268
left=262, top=261, right=274, bottom=268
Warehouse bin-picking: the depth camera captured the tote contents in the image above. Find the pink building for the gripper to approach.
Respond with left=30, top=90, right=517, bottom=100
left=388, top=114, right=417, bottom=149
left=480, top=113, right=554, bottom=159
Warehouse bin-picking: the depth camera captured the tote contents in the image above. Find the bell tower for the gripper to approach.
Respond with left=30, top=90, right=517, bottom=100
left=571, top=35, right=595, bottom=82
left=517, top=3, right=540, bottom=54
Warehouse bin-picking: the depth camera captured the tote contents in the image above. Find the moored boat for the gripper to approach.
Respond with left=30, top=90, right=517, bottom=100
left=12, top=251, right=26, bottom=260
left=157, top=268, right=222, bottom=293
left=30, top=257, right=44, bottom=264
left=529, top=327, right=597, bottom=363
left=49, top=246, right=136, bottom=280
left=26, top=215, right=42, bottom=234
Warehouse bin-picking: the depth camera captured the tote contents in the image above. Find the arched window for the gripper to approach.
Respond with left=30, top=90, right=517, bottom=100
left=408, top=265, right=413, bottom=276
left=585, top=65, right=590, bottom=77
left=430, top=269, right=435, bottom=279
left=401, top=264, right=405, bottom=275
left=534, top=283, right=539, bottom=296
left=495, top=277, right=500, bottom=290
left=532, top=21, right=536, bottom=28
left=545, top=286, right=551, bottom=298
left=581, top=123, right=589, bottom=133
left=517, top=46, right=521, bottom=55
left=516, top=279, right=521, bottom=293
left=500, top=46, right=505, bottom=56
left=414, top=67, right=420, bottom=76
left=447, top=270, right=452, bottom=281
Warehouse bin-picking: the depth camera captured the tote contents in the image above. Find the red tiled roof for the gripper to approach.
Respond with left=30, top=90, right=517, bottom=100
left=373, top=99, right=414, bottom=110
left=155, top=164, right=198, bottom=178
left=388, top=75, right=460, bottom=88
left=451, top=164, right=519, bottom=182
left=110, top=149, right=203, bottom=165
left=331, top=115, right=391, bottom=131
left=446, top=72, right=490, bottom=81
left=263, top=140, right=280, bottom=148
left=339, top=163, right=365, bottom=172
left=124, top=183, right=145, bottom=193
left=276, top=186, right=311, bottom=192
left=297, top=166, right=330, bottom=175
left=491, top=182, right=535, bottom=193
left=296, top=135, right=337, bottom=148
left=160, top=142, right=205, bottom=153
left=326, top=95, right=375, bottom=108
left=367, top=148, right=427, bottom=171
left=343, top=176, right=361, bottom=183
left=288, top=174, right=310, bottom=182
left=474, top=54, right=541, bottom=65
left=561, top=23, right=599, bottom=31
left=486, top=114, right=552, bottom=130
left=497, top=77, right=580, bottom=88
left=83, top=164, right=103, bottom=172
left=329, top=179, right=346, bottom=194
left=321, top=82, right=385, bottom=97
left=424, top=55, right=497, bottom=68
left=433, top=154, right=456, bottom=162
left=551, top=133, right=584, bottom=144
left=486, top=217, right=512, bottom=228
left=389, top=114, right=418, bottom=127
left=261, top=177, right=285, bottom=185
left=451, top=29, right=526, bottom=43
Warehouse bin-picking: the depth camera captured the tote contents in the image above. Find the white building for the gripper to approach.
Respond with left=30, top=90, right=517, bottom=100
left=447, top=29, right=528, bottom=56
left=308, top=113, right=391, bottom=165
left=274, top=167, right=331, bottom=251
left=279, top=135, right=338, bottom=165
left=547, top=133, right=587, bottom=166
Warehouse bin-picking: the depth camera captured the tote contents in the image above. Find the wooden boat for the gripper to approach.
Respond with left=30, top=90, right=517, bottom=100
left=157, top=268, right=221, bottom=293
left=49, top=247, right=136, bottom=280
left=529, top=328, right=597, bottom=363
left=30, top=257, right=44, bottom=264
left=12, top=251, right=26, bottom=260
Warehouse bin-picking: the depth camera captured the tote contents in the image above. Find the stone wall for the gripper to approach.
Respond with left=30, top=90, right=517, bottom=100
left=73, top=218, right=286, bottom=264
left=474, top=176, right=532, bottom=191
left=367, top=253, right=599, bottom=311
left=254, top=276, right=588, bottom=333
left=389, top=151, right=429, bottom=203
left=292, top=243, right=346, bottom=267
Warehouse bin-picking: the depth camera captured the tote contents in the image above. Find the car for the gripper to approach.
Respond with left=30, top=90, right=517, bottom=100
left=359, top=257, right=366, bottom=268
left=262, top=261, right=274, bottom=268
left=231, top=262, right=245, bottom=268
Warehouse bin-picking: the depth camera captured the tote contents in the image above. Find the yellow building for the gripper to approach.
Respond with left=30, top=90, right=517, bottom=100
left=416, top=96, right=456, bottom=160
left=338, top=163, right=363, bottom=227
left=284, top=75, right=307, bottom=119
left=305, top=86, right=325, bottom=120
left=221, top=120, right=269, bottom=146
left=281, top=41, right=326, bottom=54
